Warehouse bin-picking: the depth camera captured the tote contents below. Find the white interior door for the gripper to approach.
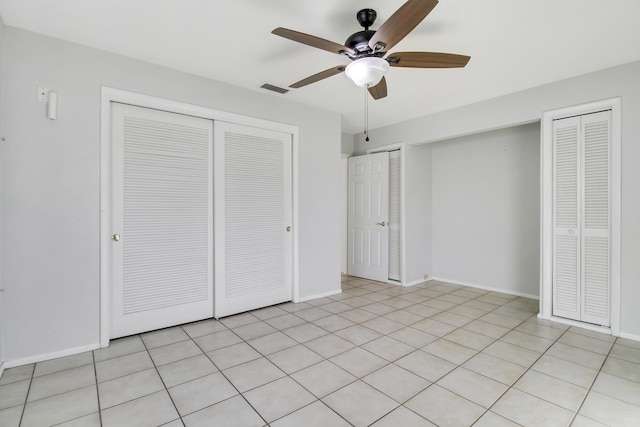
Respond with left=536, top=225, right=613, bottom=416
left=214, top=121, right=293, bottom=318
left=347, top=152, right=389, bottom=281
left=110, top=103, right=214, bottom=338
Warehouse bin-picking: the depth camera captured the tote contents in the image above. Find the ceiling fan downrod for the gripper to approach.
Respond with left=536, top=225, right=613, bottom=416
left=357, top=9, right=377, bottom=30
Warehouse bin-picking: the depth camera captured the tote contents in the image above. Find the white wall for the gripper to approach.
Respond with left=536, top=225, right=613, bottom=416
left=0, top=27, right=342, bottom=362
left=356, top=60, right=640, bottom=337
left=340, top=134, right=353, bottom=274
left=432, top=124, right=540, bottom=296
left=341, top=133, right=354, bottom=155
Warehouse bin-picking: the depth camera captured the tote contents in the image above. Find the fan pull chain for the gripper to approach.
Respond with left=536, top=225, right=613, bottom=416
left=364, top=85, right=370, bottom=142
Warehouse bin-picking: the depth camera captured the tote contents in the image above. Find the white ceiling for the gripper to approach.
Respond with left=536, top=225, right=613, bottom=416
left=1, top=0, right=639, bottom=134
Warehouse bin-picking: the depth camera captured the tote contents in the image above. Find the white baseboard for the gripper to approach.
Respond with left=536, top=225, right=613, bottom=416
left=618, top=331, right=640, bottom=343
left=537, top=313, right=612, bottom=335
left=403, top=279, right=431, bottom=288
left=430, top=277, right=540, bottom=300
left=536, top=314, right=640, bottom=342
left=1, top=343, right=101, bottom=370
left=298, top=289, right=342, bottom=303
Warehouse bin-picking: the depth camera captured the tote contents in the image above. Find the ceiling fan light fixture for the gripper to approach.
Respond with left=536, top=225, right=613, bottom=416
left=345, top=57, right=389, bottom=87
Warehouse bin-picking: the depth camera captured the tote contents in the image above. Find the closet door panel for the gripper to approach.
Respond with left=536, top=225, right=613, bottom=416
left=214, top=122, right=293, bottom=318
left=111, top=103, right=213, bottom=338
left=552, top=117, right=581, bottom=320
left=388, top=151, right=402, bottom=281
left=581, top=111, right=611, bottom=326
left=582, top=236, right=609, bottom=324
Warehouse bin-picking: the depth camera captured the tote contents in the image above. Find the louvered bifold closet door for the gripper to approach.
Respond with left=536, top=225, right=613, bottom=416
left=214, top=122, right=292, bottom=318
left=388, top=151, right=401, bottom=281
left=580, top=111, right=611, bottom=326
left=111, top=103, right=213, bottom=338
left=552, top=116, right=581, bottom=320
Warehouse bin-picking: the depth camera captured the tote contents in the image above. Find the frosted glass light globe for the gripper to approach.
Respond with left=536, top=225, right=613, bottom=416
left=345, top=57, right=390, bottom=87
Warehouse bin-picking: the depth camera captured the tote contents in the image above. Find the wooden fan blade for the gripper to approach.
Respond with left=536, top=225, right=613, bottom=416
left=272, top=27, right=356, bottom=56
left=368, top=77, right=388, bottom=100
left=290, top=66, right=346, bottom=88
left=368, top=0, right=438, bottom=52
left=387, top=52, right=470, bottom=68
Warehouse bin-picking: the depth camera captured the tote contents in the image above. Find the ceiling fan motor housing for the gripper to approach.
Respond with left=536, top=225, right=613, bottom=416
left=345, top=30, right=377, bottom=54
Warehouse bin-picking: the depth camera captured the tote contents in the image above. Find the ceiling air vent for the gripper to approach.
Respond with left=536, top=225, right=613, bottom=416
left=261, top=83, right=289, bottom=94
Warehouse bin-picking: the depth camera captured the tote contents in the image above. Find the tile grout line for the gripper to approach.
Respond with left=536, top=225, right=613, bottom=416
left=567, top=335, right=618, bottom=426
left=389, top=281, right=554, bottom=426
left=318, top=279, right=485, bottom=424
left=224, top=281, right=441, bottom=425
left=173, top=294, right=627, bottom=426
left=301, top=281, right=423, bottom=425
left=223, top=315, right=361, bottom=426
left=91, top=350, right=104, bottom=427
left=140, top=329, right=188, bottom=427
left=475, top=317, right=567, bottom=426
left=470, top=286, right=592, bottom=422
left=482, top=322, right=616, bottom=426
left=16, top=364, right=34, bottom=427
left=353, top=279, right=494, bottom=424
left=186, top=295, right=419, bottom=425
left=188, top=324, right=271, bottom=426
left=248, top=305, right=438, bottom=424
left=424, top=302, right=535, bottom=425
left=6, top=277, right=636, bottom=426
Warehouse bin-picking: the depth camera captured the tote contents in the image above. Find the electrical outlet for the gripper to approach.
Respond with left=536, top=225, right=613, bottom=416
left=37, top=86, right=50, bottom=102
left=423, top=274, right=430, bottom=280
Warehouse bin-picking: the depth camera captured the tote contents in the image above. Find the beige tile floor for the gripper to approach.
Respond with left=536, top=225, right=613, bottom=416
left=1, top=276, right=640, bottom=426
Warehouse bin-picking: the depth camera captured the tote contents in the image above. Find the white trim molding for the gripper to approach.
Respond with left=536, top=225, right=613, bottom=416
left=431, top=277, right=540, bottom=300
left=539, top=97, right=621, bottom=336
left=1, top=343, right=101, bottom=370
left=403, top=278, right=431, bottom=288
left=298, top=289, right=342, bottom=302
left=537, top=313, right=612, bottom=335
left=619, top=332, right=640, bottom=343
left=100, top=87, right=300, bottom=347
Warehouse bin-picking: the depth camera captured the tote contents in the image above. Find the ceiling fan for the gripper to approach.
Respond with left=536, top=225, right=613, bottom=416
left=272, top=0, right=470, bottom=100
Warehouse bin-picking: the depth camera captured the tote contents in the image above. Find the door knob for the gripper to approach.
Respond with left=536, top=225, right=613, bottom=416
left=112, top=234, right=120, bottom=242
left=376, top=221, right=386, bottom=227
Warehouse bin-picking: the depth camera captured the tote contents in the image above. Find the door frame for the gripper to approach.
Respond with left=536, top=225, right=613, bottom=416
left=99, top=87, right=299, bottom=347
left=367, top=143, right=406, bottom=285
left=539, top=98, right=621, bottom=335
left=341, top=154, right=350, bottom=275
